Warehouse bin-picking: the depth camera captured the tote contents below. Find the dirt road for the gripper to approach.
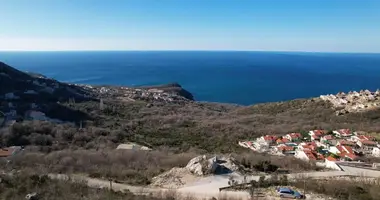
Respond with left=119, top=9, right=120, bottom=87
left=48, top=167, right=380, bottom=200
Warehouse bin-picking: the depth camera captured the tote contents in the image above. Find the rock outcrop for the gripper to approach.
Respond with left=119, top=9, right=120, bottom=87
left=185, top=155, right=243, bottom=176
left=185, top=155, right=218, bottom=176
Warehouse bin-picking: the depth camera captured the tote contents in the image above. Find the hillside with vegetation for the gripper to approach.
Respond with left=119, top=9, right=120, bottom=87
left=2, top=61, right=380, bottom=193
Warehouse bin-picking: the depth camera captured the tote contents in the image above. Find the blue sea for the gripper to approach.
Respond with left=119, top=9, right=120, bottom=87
left=1, top=51, right=380, bottom=105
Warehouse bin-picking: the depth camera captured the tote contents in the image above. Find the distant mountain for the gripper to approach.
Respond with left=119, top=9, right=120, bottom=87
left=0, top=61, right=93, bottom=101
left=0, top=61, right=195, bottom=123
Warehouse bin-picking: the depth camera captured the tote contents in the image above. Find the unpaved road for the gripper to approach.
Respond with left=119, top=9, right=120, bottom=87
left=48, top=167, right=380, bottom=200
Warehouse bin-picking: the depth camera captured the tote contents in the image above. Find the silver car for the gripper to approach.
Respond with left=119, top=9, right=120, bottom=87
left=277, top=187, right=305, bottom=199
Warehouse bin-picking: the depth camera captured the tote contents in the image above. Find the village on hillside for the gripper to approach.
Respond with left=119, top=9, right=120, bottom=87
left=239, top=129, right=380, bottom=170
left=320, top=89, right=380, bottom=115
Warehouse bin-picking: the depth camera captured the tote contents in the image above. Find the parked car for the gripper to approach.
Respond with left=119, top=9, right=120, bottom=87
left=277, top=187, right=305, bottom=199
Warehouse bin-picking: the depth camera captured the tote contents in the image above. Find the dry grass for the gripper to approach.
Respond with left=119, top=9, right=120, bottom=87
left=3, top=150, right=197, bottom=185
left=292, top=176, right=380, bottom=200
left=0, top=173, right=159, bottom=200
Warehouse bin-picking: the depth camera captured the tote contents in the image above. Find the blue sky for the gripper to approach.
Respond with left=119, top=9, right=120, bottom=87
left=1, top=0, right=379, bottom=52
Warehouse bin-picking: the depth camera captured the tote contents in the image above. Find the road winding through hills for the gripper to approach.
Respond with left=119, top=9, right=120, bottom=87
left=48, top=165, right=380, bottom=200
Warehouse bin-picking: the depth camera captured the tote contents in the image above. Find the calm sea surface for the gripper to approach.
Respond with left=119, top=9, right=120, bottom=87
left=1, top=51, right=380, bottom=105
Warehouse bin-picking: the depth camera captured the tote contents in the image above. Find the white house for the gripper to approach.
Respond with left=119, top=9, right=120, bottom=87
left=357, top=140, right=378, bottom=154
left=294, top=150, right=310, bottom=161
left=333, top=129, right=352, bottom=137
left=285, top=133, right=302, bottom=141
left=372, top=147, right=380, bottom=157
left=325, top=156, right=342, bottom=170
left=329, top=146, right=340, bottom=155
left=257, top=135, right=278, bottom=145
left=351, top=135, right=375, bottom=142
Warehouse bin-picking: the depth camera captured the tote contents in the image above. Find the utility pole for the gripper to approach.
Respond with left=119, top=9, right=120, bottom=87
left=303, top=179, right=306, bottom=197
left=100, top=98, right=104, bottom=110
left=109, top=178, right=113, bottom=191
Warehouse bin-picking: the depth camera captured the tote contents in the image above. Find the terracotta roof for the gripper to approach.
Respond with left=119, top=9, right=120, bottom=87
left=341, top=145, right=354, bottom=154
left=304, top=151, right=317, bottom=160
left=336, top=145, right=345, bottom=154
left=341, top=152, right=357, bottom=160
left=312, top=130, right=325, bottom=136
left=277, top=146, right=294, bottom=151
left=339, top=140, right=356, bottom=146
left=326, top=156, right=337, bottom=161
left=324, top=135, right=334, bottom=140
left=288, top=133, right=302, bottom=139
left=0, top=148, right=15, bottom=157
left=263, top=135, right=278, bottom=141
left=282, top=138, right=290, bottom=143
left=276, top=138, right=284, bottom=144
left=312, top=135, right=320, bottom=139
left=359, top=135, right=375, bottom=141
left=360, top=139, right=377, bottom=146
left=338, top=129, right=351, bottom=136
left=302, top=143, right=317, bottom=150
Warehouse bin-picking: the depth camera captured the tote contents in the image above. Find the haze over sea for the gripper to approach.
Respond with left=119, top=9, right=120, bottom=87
left=1, top=51, right=380, bottom=105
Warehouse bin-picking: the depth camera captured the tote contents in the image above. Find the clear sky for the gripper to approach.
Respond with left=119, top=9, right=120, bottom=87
left=1, top=0, right=380, bottom=52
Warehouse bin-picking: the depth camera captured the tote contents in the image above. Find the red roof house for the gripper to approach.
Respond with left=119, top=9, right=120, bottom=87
left=285, top=133, right=302, bottom=141
left=333, top=129, right=352, bottom=137
left=326, top=156, right=337, bottom=161
left=337, top=140, right=356, bottom=147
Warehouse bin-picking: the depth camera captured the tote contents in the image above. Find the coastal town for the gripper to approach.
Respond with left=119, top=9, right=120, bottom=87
left=239, top=129, right=380, bottom=170
left=77, top=83, right=192, bottom=103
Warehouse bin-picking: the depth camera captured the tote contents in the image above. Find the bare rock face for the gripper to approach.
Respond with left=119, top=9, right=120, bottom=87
left=216, top=155, right=241, bottom=172
left=185, top=155, right=242, bottom=176
left=186, top=155, right=209, bottom=176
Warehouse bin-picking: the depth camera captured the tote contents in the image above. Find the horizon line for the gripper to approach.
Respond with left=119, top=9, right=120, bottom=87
left=1, top=49, right=380, bottom=54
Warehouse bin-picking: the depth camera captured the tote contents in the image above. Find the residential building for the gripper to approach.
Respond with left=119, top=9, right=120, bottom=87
left=285, top=133, right=302, bottom=142
left=277, top=145, right=295, bottom=155
left=372, top=147, right=380, bottom=157
left=357, top=139, right=378, bottom=154
left=276, top=138, right=290, bottom=145
left=336, top=140, right=357, bottom=147
left=298, top=142, right=317, bottom=151
left=295, top=149, right=324, bottom=161
left=320, top=135, right=334, bottom=144
left=309, top=130, right=325, bottom=137
left=333, top=129, right=352, bottom=137
left=351, top=135, right=376, bottom=142
left=329, top=145, right=355, bottom=158
left=0, top=146, right=22, bottom=157
left=311, top=135, right=320, bottom=141
left=258, top=135, right=278, bottom=145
